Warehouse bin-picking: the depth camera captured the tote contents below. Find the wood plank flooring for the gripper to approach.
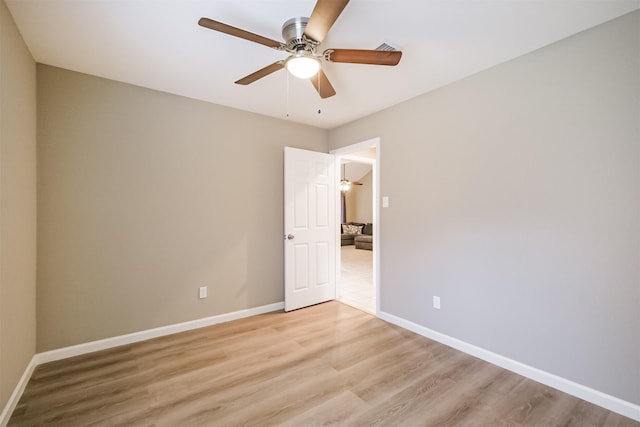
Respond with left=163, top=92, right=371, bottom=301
left=9, top=301, right=639, bottom=426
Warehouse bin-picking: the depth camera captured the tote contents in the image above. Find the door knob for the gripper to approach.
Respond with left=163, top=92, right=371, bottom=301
left=287, top=234, right=295, bottom=240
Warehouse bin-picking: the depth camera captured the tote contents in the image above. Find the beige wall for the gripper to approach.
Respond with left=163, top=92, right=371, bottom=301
left=36, top=65, right=328, bottom=351
left=3, top=1, right=638, bottom=413
left=330, top=11, right=640, bottom=405
left=0, top=0, right=37, bottom=409
left=345, top=170, right=372, bottom=223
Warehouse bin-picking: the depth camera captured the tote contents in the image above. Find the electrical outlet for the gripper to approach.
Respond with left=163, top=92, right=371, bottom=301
left=433, top=296, right=441, bottom=309
left=199, top=286, right=208, bottom=299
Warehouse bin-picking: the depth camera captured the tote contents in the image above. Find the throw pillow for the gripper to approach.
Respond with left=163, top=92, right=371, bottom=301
left=342, top=224, right=362, bottom=235
left=363, top=223, right=373, bottom=235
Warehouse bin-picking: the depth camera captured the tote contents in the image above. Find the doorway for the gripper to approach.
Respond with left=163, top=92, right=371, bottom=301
left=331, top=138, right=379, bottom=315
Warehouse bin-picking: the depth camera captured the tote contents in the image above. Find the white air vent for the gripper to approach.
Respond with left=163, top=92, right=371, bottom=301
left=375, top=41, right=398, bottom=51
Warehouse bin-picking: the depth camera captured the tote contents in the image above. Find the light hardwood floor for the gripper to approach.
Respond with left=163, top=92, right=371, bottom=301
left=339, top=245, right=374, bottom=314
left=9, top=301, right=639, bottom=426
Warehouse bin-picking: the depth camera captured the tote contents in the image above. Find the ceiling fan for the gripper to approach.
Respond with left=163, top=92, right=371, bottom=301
left=198, top=0, right=402, bottom=99
left=340, top=163, right=363, bottom=191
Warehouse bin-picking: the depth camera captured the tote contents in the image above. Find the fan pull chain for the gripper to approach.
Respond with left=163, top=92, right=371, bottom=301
left=317, top=72, right=321, bottom=115
left=286, top=71, right=290, bottom=118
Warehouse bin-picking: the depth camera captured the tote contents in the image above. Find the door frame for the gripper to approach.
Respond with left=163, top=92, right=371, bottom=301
left=330, top=137, right=381, bottom=315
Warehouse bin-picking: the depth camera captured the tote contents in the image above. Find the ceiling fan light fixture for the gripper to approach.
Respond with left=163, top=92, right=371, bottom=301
left=285, top=53, right=320, bottom=79
left=199, top=0, right=402, bottom=98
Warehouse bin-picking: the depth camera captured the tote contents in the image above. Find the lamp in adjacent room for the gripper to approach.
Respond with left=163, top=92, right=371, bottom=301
left=340, top=163, right=351, bottom=192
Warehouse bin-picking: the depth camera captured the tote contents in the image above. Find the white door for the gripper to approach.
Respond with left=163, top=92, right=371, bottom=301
left=284, top=147, right=336, bottom=311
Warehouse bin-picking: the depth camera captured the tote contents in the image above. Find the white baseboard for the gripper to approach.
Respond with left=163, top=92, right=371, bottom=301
left=36, top=302, right=284, bottom=364
left=377, top=310, right=640, bottom=422
left=0, top=301, right=284, bottom=426
left=0, top=355, right=38, bottom=427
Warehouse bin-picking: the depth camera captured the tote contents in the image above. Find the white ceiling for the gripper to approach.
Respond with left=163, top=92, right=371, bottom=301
left=6, top=0, right=639, bottom=129
left=342, top=161, right=372, bottom=183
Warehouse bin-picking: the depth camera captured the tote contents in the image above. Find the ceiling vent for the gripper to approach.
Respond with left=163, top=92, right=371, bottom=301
left=375, top=41, right=399, bottom=51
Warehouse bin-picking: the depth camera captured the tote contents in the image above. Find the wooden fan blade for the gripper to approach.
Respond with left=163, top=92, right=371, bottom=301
left=235, top=61, right=284, bottom=85
left=304, top=0, right=350, bottom=43
left=310, top=69, right=336, bottom=99
left=198, top=17, right=284, bottom=49
left=324, top=49, right=402, bottom=66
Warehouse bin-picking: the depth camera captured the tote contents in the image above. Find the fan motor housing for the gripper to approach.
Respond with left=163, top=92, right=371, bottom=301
left=282, top=17, right=314, bottom=52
